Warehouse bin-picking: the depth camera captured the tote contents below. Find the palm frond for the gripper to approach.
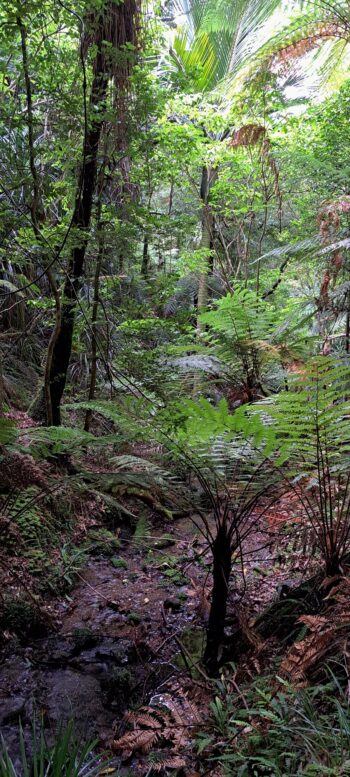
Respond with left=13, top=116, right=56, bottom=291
left=169, top=0, right=284, bottom=90
left=254, top=235, right=350, bottom=264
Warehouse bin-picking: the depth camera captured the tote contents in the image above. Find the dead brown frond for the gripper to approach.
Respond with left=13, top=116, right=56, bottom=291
left=239, top=610, right=265, bottom=652
left=229, top=124, right=266, bottom=147
left=281, top=578, right=350, bottom=684
left=0, top=449, right=48, bottom=492
left=273, top=23, right=346, bottom=71
left=112, top=692, right=202, bottom=767
left=317, top=196, right=350, bottom=310
left=113, top=728, right=158, bottom=758
left=281, top=623, right=334, bottom=683
left=151, top=755, right=187, bottom=771
left=125, top=711, right=162, bottom=729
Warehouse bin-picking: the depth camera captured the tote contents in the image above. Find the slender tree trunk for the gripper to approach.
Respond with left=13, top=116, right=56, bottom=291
left=196, top=235, right=210, bottom=334
left=47, top=0, right=138, bottom=424
left=141, top=234, right=150, bottom=279
left=0, top=351, right=5, bottom=415
left=84, top=199, right=104, bottom=432
left=204, top=524, right=232, bottom=676
left=196, top=166, right=216, bottom=335
left=18, top=17, right=61, bottom=426
left=345, top=291, right=350, bottom=353
left=49, top=53, right=108, bottom=425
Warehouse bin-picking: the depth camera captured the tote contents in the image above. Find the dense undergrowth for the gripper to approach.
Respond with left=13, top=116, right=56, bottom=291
left=197, top=670, right=350, bottom=776
left=2, top=0, right=350, bottom=773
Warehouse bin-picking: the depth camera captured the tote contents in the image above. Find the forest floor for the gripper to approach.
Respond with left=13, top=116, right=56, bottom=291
left=0, top=440, right=315, bottom=776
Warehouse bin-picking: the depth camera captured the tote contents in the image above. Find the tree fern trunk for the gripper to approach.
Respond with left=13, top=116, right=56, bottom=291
left=196, top=269, right=209, bottom=336
left=204, top=525, right=231, bottom=676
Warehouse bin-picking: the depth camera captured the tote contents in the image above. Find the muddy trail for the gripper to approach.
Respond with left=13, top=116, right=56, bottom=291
left=0, top=499, right=310, bottom=772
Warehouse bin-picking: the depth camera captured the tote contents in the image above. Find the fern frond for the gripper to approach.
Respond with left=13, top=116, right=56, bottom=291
left=112, top=729, right=158, bottom=754
left=0, top=418, right=17, bottom=444
left=256, top=235, right=350, bottom=265
left=125, top=711, right=162, bottom=729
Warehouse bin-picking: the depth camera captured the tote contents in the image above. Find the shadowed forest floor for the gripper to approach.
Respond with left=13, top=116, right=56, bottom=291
left=0, top=431, right=314, bottom=774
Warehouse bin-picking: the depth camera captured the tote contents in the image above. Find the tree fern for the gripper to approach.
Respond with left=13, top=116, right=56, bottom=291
left=199, top=287, right=300, bottom=396
left=260, top=356, right=350, bottom=470
left=251, top=356, right=350, bottom=573
left=255, top=0, right=350, bottom=94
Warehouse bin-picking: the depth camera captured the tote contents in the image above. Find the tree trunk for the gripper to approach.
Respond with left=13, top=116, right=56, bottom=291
left=49, top=55, right=108, bottom=425
left=18, top=17, right=61, bottom=425
left=204, top=524, right=232, bottom=676
left=0, top=351, right=5, bottom=414
left=47, top=0, right=138, bottom=424
left=345, top=291, right=350, bottom=353
left=196, top=166, right=216, bottom=335
left=141, top=234, right=150, bottom=278
left=84, top=198, right=104, bottom=432
left=196, top=224, right=210, bottom=334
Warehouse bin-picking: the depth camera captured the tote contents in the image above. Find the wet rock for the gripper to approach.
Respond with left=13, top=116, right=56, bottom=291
left=43, top=669, right=115, bottom=740
left=39, top=637, right=75, bottom=664
left=96, top=638, right=136, bottom=664
left=68, top=637, right=137, bottom=671
left=71, top=627, right=99, bottom=652
left=0, top=697, right=26, bottom=726
left=100, top=667, right=132, bottom=701
left=164, top=598, right=182, bottom=612
left=0, top=656, right=35, bottom=705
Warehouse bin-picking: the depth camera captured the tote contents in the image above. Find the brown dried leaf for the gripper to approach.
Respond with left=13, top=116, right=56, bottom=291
left=320, top=575, right=342, bottom=589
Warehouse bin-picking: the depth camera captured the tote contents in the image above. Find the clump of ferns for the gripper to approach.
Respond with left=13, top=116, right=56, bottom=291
left=287, top=456, right=350, bottom=579
left=262, top=356, right=350, bottom=579
left=0, top=447, right=51, bottom=552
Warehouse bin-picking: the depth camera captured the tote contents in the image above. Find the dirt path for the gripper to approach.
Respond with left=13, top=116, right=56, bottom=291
left=0, top=498, right=311, bottom=772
